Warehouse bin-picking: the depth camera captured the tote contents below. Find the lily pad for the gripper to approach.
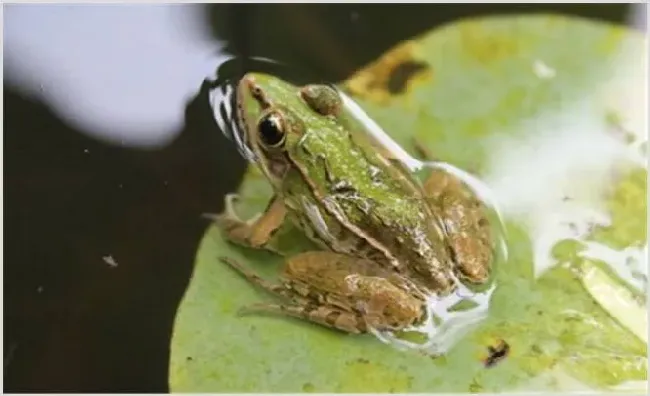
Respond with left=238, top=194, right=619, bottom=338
left=170, top=15, right=647, bottom=392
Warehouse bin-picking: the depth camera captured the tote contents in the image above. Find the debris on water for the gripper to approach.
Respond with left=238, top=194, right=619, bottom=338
left=103, top=255, right=119, bottom=268
left=483, top=339, right=510, bottom=368
left=37, top=286, right=43, bottom=293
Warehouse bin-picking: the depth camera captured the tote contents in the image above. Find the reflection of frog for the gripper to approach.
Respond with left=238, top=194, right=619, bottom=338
left=217, top=73, right=493, bottom=333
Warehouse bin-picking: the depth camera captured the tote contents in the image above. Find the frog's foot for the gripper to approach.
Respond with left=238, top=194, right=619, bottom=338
left=226, top=193, right=264, bottom=223
left=202, top=194, right=255, bottom=222
left=386, top=273, right=430, bottom=300
left=215, top=195, right=287, bottom=250
left=223, top=193, right=242, bottom=218
left=421, top=170, right=493, bottom=284
left=238, top=302, right=365, bottom=334
left=220, top=256, right=289, bottom=297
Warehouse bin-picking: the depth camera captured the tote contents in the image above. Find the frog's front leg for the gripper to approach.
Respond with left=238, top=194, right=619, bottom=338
left=421, top=169, right=493, bottom=284
left=216, top=194, right=287, bottom=253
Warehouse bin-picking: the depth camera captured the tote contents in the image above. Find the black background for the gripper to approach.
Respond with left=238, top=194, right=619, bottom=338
left=3, top=4, right=637, bottom=392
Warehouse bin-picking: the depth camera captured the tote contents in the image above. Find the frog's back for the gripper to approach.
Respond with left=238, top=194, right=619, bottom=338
left=286, top=127, right=456, bottom=289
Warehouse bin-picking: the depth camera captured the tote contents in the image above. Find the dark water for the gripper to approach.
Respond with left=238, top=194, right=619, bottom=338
left=3, top=4, right=637, bottom=392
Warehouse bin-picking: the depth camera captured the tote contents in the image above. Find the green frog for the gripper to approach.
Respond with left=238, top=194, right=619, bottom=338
left=216, top=73, right=493, bottom=334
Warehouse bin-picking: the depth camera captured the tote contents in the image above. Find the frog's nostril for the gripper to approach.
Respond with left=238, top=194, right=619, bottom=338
left=243, top=80, right=271, bottom=109
left=241, top=73, right=256, bottom=83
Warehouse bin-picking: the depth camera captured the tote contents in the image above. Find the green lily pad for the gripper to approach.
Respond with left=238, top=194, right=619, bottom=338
left=170, top=15, right=647, bottom=392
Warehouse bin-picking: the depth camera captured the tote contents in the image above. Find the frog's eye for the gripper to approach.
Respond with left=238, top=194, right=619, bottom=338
left=257, top=111, right=286, bottom=148
left=301, top=84, right=342, bottom=116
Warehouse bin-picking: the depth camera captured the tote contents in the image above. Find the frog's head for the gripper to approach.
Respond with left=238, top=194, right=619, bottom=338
left=235, top=73, right=342, bottom=187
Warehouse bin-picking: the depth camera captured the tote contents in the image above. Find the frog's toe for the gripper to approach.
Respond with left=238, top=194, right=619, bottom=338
left=237, top=303, right=263, bottom=317
left=206, top=194, right=244, bottom=224
left=224, top=193, right=242, bottom=217
left=456, top=257, right=491, bottom=284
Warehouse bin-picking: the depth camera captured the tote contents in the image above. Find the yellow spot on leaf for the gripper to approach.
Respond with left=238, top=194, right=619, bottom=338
left=338, top=359, right=412, bottom=392
left=460, top=22, right=521, bottom=64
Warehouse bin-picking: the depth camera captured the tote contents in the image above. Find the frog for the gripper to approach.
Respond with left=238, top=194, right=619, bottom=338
left=215, top=72, right=493, bottom=334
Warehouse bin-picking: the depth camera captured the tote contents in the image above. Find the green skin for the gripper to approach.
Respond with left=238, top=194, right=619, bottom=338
left=217, top=72, right=493, bottom=333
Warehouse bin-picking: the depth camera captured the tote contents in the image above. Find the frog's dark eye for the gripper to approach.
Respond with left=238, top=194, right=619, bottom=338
left=257, top=111, right=286, bottom=148
left=301, top=84, right=342, bottom=116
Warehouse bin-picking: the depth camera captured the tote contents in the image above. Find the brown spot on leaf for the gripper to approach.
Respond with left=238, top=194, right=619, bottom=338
left=482, top=339, right=510, bottom=368
left=387, top=61, right=429, bottom=94
left=345, top=41, right=432, bottom=104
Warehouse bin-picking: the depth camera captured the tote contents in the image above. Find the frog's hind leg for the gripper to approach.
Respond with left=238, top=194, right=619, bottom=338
left=212, top=194, right=287, bottom=254
left=420, top=169, right=493, bottom=284
left=221, top=256, right=366, bottom=334
left=239, top=303, right=366, bottom=334
left=220, top=256, right=292, bottom=298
